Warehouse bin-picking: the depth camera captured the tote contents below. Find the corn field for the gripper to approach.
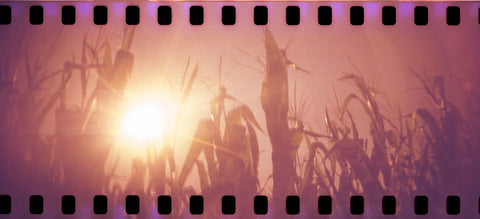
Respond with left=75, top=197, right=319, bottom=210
left=0, top=23, right=479, bottom=218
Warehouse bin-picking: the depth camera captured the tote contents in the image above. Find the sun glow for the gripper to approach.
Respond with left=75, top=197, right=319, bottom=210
left=120, top=100, right=175, bottom=140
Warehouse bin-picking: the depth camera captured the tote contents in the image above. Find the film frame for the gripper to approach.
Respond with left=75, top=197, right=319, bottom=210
left=0, top=1, right=480, bottom=218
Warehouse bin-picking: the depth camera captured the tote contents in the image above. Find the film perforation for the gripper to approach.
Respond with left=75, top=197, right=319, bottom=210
left=254, top=5, right=268, bottom=25
left=349, top=195, right=364, bottom=215
left=189, top=195, right=204, bottom=215
left=286, top=6, right=300, bottom=25
left=190, top=6, right=204, bottom=25
left=382, top=195, right=396, bottom=215
left=61, top=195, right=75, bottom=215
left=125, top=195, right=140, bottom=215
left=414, top=5, right=428, bottom=25
left=29, top=195, right=43, bottom=215
left=350, top=6, right=364, bottom=25
left=253, top=195, right=268, bottom=215
left=414, top=195, right=429, bottom=215
left=157, top=195, right=172, bottom=215
left=29, top=5, right=43, bottom=25
left=126, top=5, right=140, bottom=25
left=93, top=195, right=108, bottom=215
left=286, top=195, right=300, bottom=215
left=318, top=196, right=332, bottom=215
left=0, top=195, right=11, bottom=214
left=93, top=5, right=107, bottom=25
left=222, top=6, right=236, bottom=25
left=318, top=6, right=332, bottom=25
left=447, top=6, right=460, bottom=26
left=157, top=5, right=172, bottom=25
left=446, top=195, right=461, bottom=215
left=0, top=5, right=11, bottom=25
left=382, top=6, right=396, bottom=25
left=61, top=5, right=75, bottom=25
left=221, top=195, right=236, bottom=215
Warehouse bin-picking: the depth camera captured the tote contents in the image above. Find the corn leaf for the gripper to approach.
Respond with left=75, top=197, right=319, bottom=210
left=246, top=121, right=259, bottom=178
left=177, top=119, right=215, bottom=188
left=239, top=104, right=264, bottom=134
left=325, top=108, right=338, bottom=140
left=416, top=108, right=442, bottom=142
left=196, top=160, right=210, bottom=192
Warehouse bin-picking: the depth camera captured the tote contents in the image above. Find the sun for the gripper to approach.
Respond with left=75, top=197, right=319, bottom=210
left=120, top=100, right=173, bottom=140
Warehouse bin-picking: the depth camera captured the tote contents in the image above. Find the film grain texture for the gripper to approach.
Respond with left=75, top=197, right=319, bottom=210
left=0, top=1, right=480, bottom=218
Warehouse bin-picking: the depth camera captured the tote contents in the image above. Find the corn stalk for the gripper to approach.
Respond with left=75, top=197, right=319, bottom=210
left=260, top=27, right=296, bottom=216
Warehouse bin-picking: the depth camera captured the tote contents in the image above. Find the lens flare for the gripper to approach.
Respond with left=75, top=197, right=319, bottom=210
left=120, top=100, right=172, bottom=140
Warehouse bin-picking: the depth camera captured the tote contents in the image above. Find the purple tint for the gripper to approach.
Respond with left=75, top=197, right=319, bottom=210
left=76, top=2, right=92, bottom=18
left=78, top=205, right=92, bottom=218
left=42, top=2, right=57, bottom=17
left=364, top=2, right=380, bottom=18
left=331, top=2, right=344, bottom=18
left=264, top=2, right=272, bottom=11
left=113, top=205, right=126, bottom=218
left=469, top=3, right=480, bottom=16
left=112, top=2, right=126, bottom=16
left=147, top=2, right=158, bottom=17
left=398, top=2, right=415, bottom=18
left=183, top=2, right=190, bottom=16
left=298, top=2, right=308, bottom=17
left=434, top=2, right=447, bottom=17
left=10, top=2, right=21, bottom=17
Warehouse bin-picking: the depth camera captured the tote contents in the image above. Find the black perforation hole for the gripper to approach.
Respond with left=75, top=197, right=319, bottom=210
left=350, top=196, right=364, bottom=215
left=286, top=6, right=300, bottom=25
left=350, top=6, right=364, bottom=25
left=190, top=196, right=203, bottom=215
left=0, top=5, right=12, bottom=25
left=318, top=196, right=332, bottom=215
left=222, top=6, right=236, bottom=25
left=94, top=5, right=107, bottom=25
left=414, top=6, right=428, bottom=25
left=62, top=6, right=75, bottom=25
left=190, top=6, right=203, bottom=25
left=30, top=5, right=43, bottom=25
left=0, top=195, right=10, bottom=214
left=62, top=195, right=75, bottom=215
left=414, top=196, right=428, bottom=215
left=126, top=6, right=139, bottom=25
left=382, top=196, right=396, bottom=215
left=158, top=195, right=171, bottom=215
left=318, top=6, right=332, bottom=25
left=125, top=195, right=139, bottom=215
left=286, top=196, right=300, bottom=215
left=254, top=6, right=268, bottom=25
left=222, top=195, right=235, bottom=215
left=29, top=195, right=43, bottom=214
left=254, top=195, right=268, bottom=215
left=446, top=6, right=460, bottom=25
left=158, top=6, right=171, bottom=25
left=446, top=196, right=460, bottom=215
left=93, top=195, right=107, bottom=215
left=382, top=6, right=396, bottom=25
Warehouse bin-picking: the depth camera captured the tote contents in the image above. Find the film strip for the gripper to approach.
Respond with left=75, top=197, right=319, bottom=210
left=0, top=3, right=472, bottom=25
left=1, top=1, right=480, bottom=217
left=0, top=194, right=469, bottom=215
